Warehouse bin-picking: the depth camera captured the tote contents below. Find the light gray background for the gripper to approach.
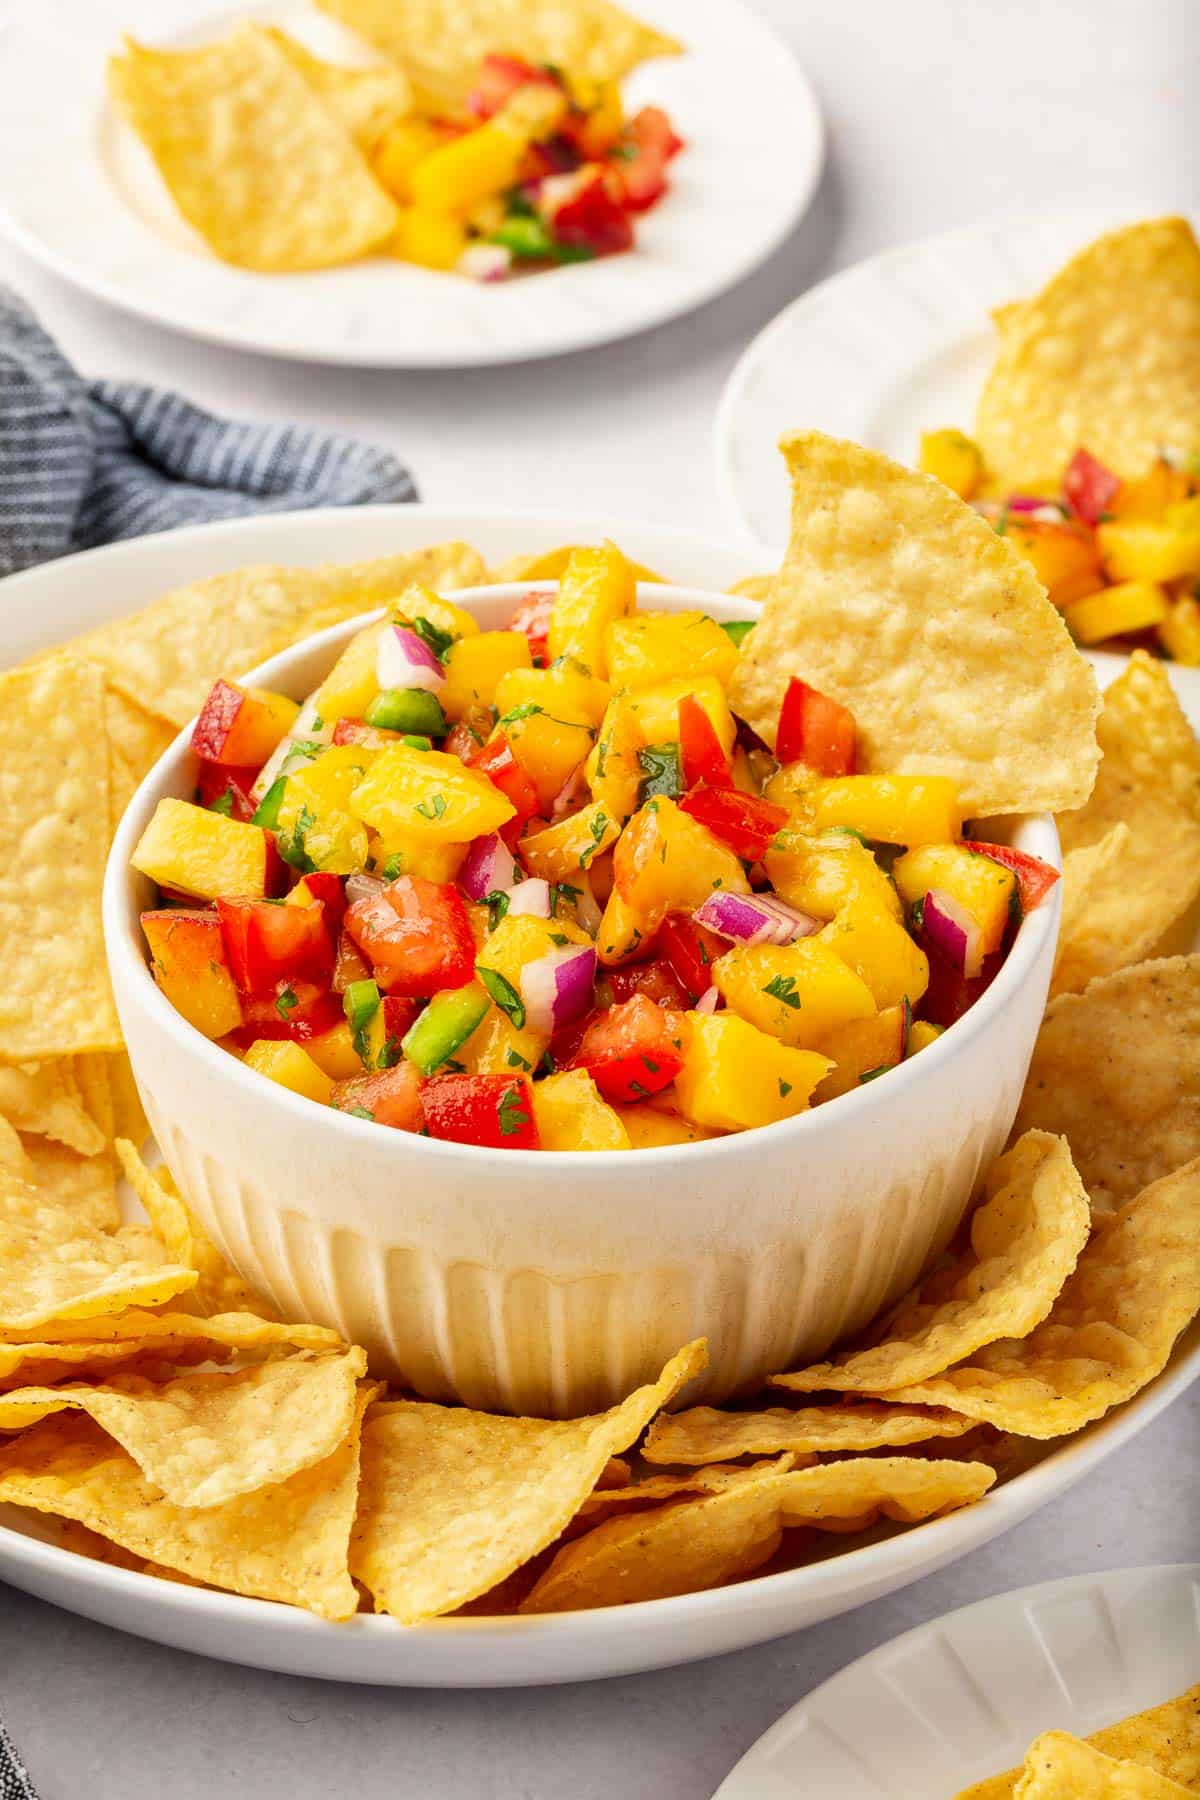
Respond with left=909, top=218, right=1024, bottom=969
left=0, top=1, right=1196, bottom=1794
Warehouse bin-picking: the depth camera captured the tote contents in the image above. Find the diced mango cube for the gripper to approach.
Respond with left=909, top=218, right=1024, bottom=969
left=277, top=745, right=376, bottom=874
left=505, top=546, right=664, bottom=584
left=305, top=1020, right=364, bottom=1081
left=477, top=912, right=591, bottom=990
left=1109, top=458, right=1192, bottom=520
left=548, top=543, right=636, bottom=677
left=674, top=1013, right=830, bottom=1132
left=613, top=797, right=749, bottom=929
left=596, top=888, right=652, bottom=966
left=373, top=118, right=444, bottom=202
left=392, top=207, right=467, bottom=269
left=521, top=802, right=621, bottom=881
left=1097, top=519, right=1200, bottom=583
left=626, top=677, right=735, bottom=758
left=494, top=661, right=610, bottom=728
left=808, top=775, right=962, bottom=847
left=605, top=611, right=738, bottom=691
left=918, top=429, right=984, bottom=499
left=388, top=586, right=479, bottom=643
left=1006, top=520, right=1105, bottom=607
left=813, top=1004, right=908, bottom=1102
left=458, top=1005, right=546, bottom=1076
left=614, top=1104, right=722, bottom=1147
left=765, top=828, right=902, bottom=922
left=819, top=896, right=929, bottom=1010
left=368, top=827, right=467, bottom=884
left=532, top=1069, right=630, bottom=1151
left=132, top=799, right=268, bottom=901
left=907, top=1019, right=943, bottom=1055
left=1064, top=580, right=1168, bottom=645
left=1160, top=595, right=1200, bottom=664
left=351, top=746, right=514, bottom=843
left=892, top=842, right=1014, bottom=954
left=502, top=709, right=595, bottom=812
left=243, top=1040, right=334, bottom=1106
left=714, top=941, right=876, bottom=1050
left=587, top=692, right=645, bottom=822
left=441, top=631, right=532, bottom=721
left=313, top=622, right=388, bottom=725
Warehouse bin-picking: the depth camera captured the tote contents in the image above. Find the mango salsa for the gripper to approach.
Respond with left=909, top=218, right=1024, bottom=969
left=714, top=941, right=876, bottom=1050
left=351, top=746, right=515, bottom=843
left=808, top=776, right=962, bottom=846
left=132, top=799, right=269, bottom=901
left=243, top=1039, right=335, bottom=1106
left=605, top=611, right=738, bottom=691
left=548, top=543, right=636, bottom=677
left=532, top=1069, right=630, bottom=1150
left=893, top=842, right=1015, bottom=954
left=918, top=429, right=983, bottom=499
left=819, top=896, right=930, bottom=1010
left=674, top=1013, right=831, bottom=1132
left=441, top=632, right=532, bottom=721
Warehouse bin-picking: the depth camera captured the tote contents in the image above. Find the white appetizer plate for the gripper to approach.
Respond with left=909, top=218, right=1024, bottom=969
left=0, top=0, right=823, bottom=367
left=715, top=1564, right=1200, bottom=1797
left=0, top=504, right=1196, bottom=1686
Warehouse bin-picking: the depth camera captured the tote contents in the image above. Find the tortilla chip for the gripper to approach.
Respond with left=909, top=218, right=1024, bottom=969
left=573, top=1456, right=797, bottom=1527
left=349, top=1340, right=706, bottom=1622
left=957, top=1685, right=1200, bottom=1799
left=1051, top=653, right=1200, bottom=993
left=0, top=1348, right=366, bottom=1507
left=108, top=27, right=396, bottom=273
left=728, top=434, right=1100, bottom=817
left=116, top=1140, right=278, bottom=1319
left=106, top=1055, right=149, bottom=1150
left=315, top=0, right=681, bottom=108
left=975, top=218, right=1200, bottom=487
left=881, top=1156, right=1200, bottom=1435
left=1053, top=822, right=1132, bottom=998
left=0, top=1117, right=28, bottom=1177
left=489, top=547, right=665, bottom=584
left=727, top=574, right=773, bottom=602
left=643, top=1401, right=976, bottom=1463
left=0, top=1388, right=374, bottom=1619
left=260, top=26, right=411, bottom=151
left=521, top=1457, right=995, bottom=1611
left=1012, top=1731, right=1191, bottom=1797
left=21, top=1136, right=119, bottom=1233
left=0, top=660, right=122, bottom=1062
left=0, top=1062, right=104, bottom=1157
left=103, top=682, right=177, bottom=831
left=1014, top=956, right=1200, bottom=1214
left=67, top=543, right=487, bottom=728
left=773, top=1133, right=1090, bottom=1395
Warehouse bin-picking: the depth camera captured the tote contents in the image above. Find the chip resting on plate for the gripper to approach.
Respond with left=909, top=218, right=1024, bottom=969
left=108, top=27, right=397, bottom=272
left=0, top=659, right=123, bottom=1062
left=571, top=1456, right=798, bottom=1530
left=956, top=1684, right=1200, bottom=1798
left=642, top=1401, right=976, bottom=1463
left=260, top=26, right=412, bottom=151
left=0, top=1310, right=344, bottom=1388
left=520, top=1456, right=995, bottom=1611
left=771, top=1132, right=1090, bottom=1394
left=116, top=1140, right=277, bottom=1319
left=880, top=1155, right=1200, bottom=1435
left=1010, top=1730, right=1191, bottom=1797
left=975, top=217, right=1200, bottom=487
left=349, top=1339, right=706, bottom=1622
left=1053, top=823, right=1130, bottom=998
left=0, top=1060, right=105, bottom=1158
left=1014, top=956, right=1200, bottom=1214
left=67, top=543, right=487, bottom=728
left=728, top=433, right=1101, bottom=816
left=20, top=1136, right=119, bottom=1233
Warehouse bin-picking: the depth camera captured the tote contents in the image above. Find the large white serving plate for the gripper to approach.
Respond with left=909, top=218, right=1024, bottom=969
left=0, top=504, right=1196, bottom=1687
left=715, top=1564, right=1200, bottom=1797
left=0, top=0, right=823, bottom=368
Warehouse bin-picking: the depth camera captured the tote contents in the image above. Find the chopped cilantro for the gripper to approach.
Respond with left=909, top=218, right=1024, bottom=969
left=579, top=809, right=610, bottom=870
left=719, top=619, right=755, bottom=649
left=379, top=1034, right=401, bottom=1070
left=278, top=803, right=317, bottom=873
left=763, top=974, right=801, bottom=1009
left=641, top=1055, right=659, bottom=1074
left=628, top=1079, right=650, bottom=1099
left=497, top=1085, right=531, bottom=1137
left=381, top=853, right=404, bottom=881
left=478, top=966, right=526, bottom=1030
left=910, top=895, right=925, bottom=932
left=207, top=787, right=234, bottom=817
left=550, top=882, right=581, bottom=916
left=901, top=994, right=913, bottom=1054
left=485, top=889, right=511, bottom=930
left=414, top=792, right=447, bottom=822
left=548, top=931, right=569, bottom=947
left=505, top=1048, right=532, bottom=1071
left=499, top=702, right=544, bottom=724
left=778, top=1078, right=793, bottom=1098
left=859, top=1064, right=890, bottom=1083
left=274, top=984, right=299, bottom=1022
left=348, top=1105, right=374, bottom=1120
left=410, top=615, right=455, bottom=662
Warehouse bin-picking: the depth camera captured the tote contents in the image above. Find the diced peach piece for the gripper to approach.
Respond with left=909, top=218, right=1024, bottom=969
left=141, top=908, right=243, bottom=1039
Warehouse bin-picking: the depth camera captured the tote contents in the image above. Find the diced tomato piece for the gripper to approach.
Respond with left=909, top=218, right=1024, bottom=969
left=573, top=992, right=685, bottom=1103
left=609, top=106, right=683, bottom=212
left=196, top=762, right=259, bottom=822
left=604, top=956, right=691, bottom=1010
left=294, top=871, right=347, bottom=935
left=332, top=1060, right=426, bottom=1132
left=233, top=979, right=343, bottom=1045
left=141, top=909, right=243, bottom=1039
left=382, top=992, right=421, bottom=1043
left=678, top=787, right=788, bottom=862
left=444, top=717, right=489, bottom=763
left=469, top=732, right=541, bottom=845
left=918, top=947, right=1002, bottom=1030
left=776, top=678, right=857, bottom=775
left=520, top=135, right=582, bottom=184
left=344, top=875, right=476, bottom=998
left=333, top=928, right=371, bottom=993
left=1064, top=448, right=1121, bottom=529
left=466, top=52, right=561, bottom=119
left=508, top=591, right=554, bottom=667
left=678, top=693, right=733, bottom=791
left=217, top=897, right=333, bottom=994
left=963, top=841, right=1060, bottom=915
left=331, top=717, right=403, bottom=749
left=548, top=168, right=634, bottom=257
left=422, top=1073, right=540, bottom=1149
left=655, top=912, right=725, bottom=1003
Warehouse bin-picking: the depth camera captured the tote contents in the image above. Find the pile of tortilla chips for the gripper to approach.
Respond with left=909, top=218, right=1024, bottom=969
left=955, top=1684, right=1200, bottom=1797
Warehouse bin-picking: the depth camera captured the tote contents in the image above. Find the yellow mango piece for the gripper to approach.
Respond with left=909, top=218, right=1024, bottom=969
left=1097, top=519, right=1200, bottom=583
left=132, top=798, right=267, bottom=900
left=521, top=802, right=621, bottom=882
left=764, top=829, right=902, bottom=922
left=615, top=1105, right=722, bottom=1147
left=907, top=1020, right=943, bottom=1055
left=614, top=798, right=749, bottom=933
left=626, top=677, right=735, bottom=758
left=917, top=429, right=984, bottom=499
left=532, top=1070, right=630, bottom=1151
left=597, top=888, right=651, bottom=966
left=496, top=546, right=664, bottom=584
left=587, top=692, right=645, bottom=823
left=477, top=913, right=591, bottom=990
left=388, top=586, right=479, bottom=643
left=277, top=745, right=376, bottom=874
left=819, top=896, right=929, bottom=1010
left=441, top=632, right=531, bottom=721
left=304, top=1021, right=363, bottom=1081
left=605, top=612, right=738, bottom=692
left=502, top=709, right=595, bottom=813
left=893, top=842, right=1014, bottom=954
left=813, top=1005, right=908, bottom=1102
left=1109, top=458, right=1191, bottom=520
left=808, top=775, right=962, bottom=847
left=494, top=662, right=610, bottom=729
left=1065, top=579, right=1169, bottom=645
left=674, top=1014, right=830, bottom=1132
left=243, top=1040, right=334, bottom=1106
left=368, top=828, right=466, bottom=884
left=392, top=206, right=467, bottom=269
left=548, top=543, right=636, bottom=677
left=458, top=1006, right=546, bottom=1076
left=409, top=120, right=526, bottom=215
left=714, top=941, right=877, bottom=1050
left=373, top=118, right=443, bottom=202
left=1160, top=594, right=1200, bottom=664
left=313, top=621, right=387, bottom=724
left=352, top=746, right=514, bottom=843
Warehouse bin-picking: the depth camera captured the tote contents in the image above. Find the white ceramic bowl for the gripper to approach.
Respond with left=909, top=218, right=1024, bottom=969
left=104, top=584, right=1061, bottom=1416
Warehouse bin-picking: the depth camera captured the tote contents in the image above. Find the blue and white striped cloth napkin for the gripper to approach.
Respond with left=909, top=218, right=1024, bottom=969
left=0, top=287, right=417, bottom=579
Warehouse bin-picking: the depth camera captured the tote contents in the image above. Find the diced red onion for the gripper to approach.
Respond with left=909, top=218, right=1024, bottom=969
left=346, top=872, right=386, bottom=907
left=921, top=888, right=984, bottom=979
left=506, top=878, right=552, bottom=918
left=519, top=946, right=597, bottom=1036
left=1004, top=494, right=1055, bottom=514
left=375, top=625, right=445, bottom=694
left=694, top=985, right=720, bottom=1014
left=572, top=871, right=604, bottom=935
left=693, top=890, right=820, bottom=947
left=459, top=833, right=517, bottom=902
left=457, top=243, right=512, bottom=283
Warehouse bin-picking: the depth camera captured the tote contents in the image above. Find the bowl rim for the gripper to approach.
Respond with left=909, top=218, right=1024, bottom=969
left=103, top=581, right=1062, bottom=1170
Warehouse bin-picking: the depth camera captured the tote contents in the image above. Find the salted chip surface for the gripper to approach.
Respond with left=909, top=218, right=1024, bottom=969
left=21, top=1137, right=119, bottom=1233
left=103, top=681, right=177, bottom=831
left=0, top=1062, right=104, bottom=1157
left=1053, top=823, right=1132, bottom=998
left=0, top=660, right=122, bottom=1062
left=883, top=1156, right=1200, bottom=1435
left=772, top=1133, right=1089, bottom=1395
left=957, top=1685, right=1200, bottom=1799
left=108, top=27, right=396, bottom=272
left=521, top=1457, right=995, bottom=1612
left=0, top=1390, right=373, bottom=1619
left=643, top=1401, right=976, bottom=1463
left=1012, top=1731, right=1191, bottom=1798
left=116, top=1140, right=277, bottom=1319
left=261, top=26, right=411, bottom=150
left=315, top=0, right=680, bottom=106
left=1014, top=957, right=1200, bottom=1214
left=1052, top=653, right=1200, bottom=993
left=728, top=434, right=1100, bottom=817
left=573, top=1457, right=796, bottom=1527
left=68, top=543, right=487, bottom=728
left=975, top=218, right=1200, bottom=486
left=349, top=1340, right=706, bottom=1622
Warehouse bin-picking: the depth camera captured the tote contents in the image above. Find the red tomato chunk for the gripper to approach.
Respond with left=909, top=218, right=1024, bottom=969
left=422, top=1073, right=540, bottom=1149
left=776, top=677, right=857, bottom=775
left=196, top=762, right=259, bottom=822
left=344, top=875, right=476, bottom=997
left=217, top=897, right=333, bottom=994
left=573, top=993, right=685, bottom=1103
left=233, top=979, right=342, bottom=1045
left=333, top=1061, right=426, bottom=1131
left=678, top=693, right=732, bottom=791
left=678, top=787, right=788, bottom=862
